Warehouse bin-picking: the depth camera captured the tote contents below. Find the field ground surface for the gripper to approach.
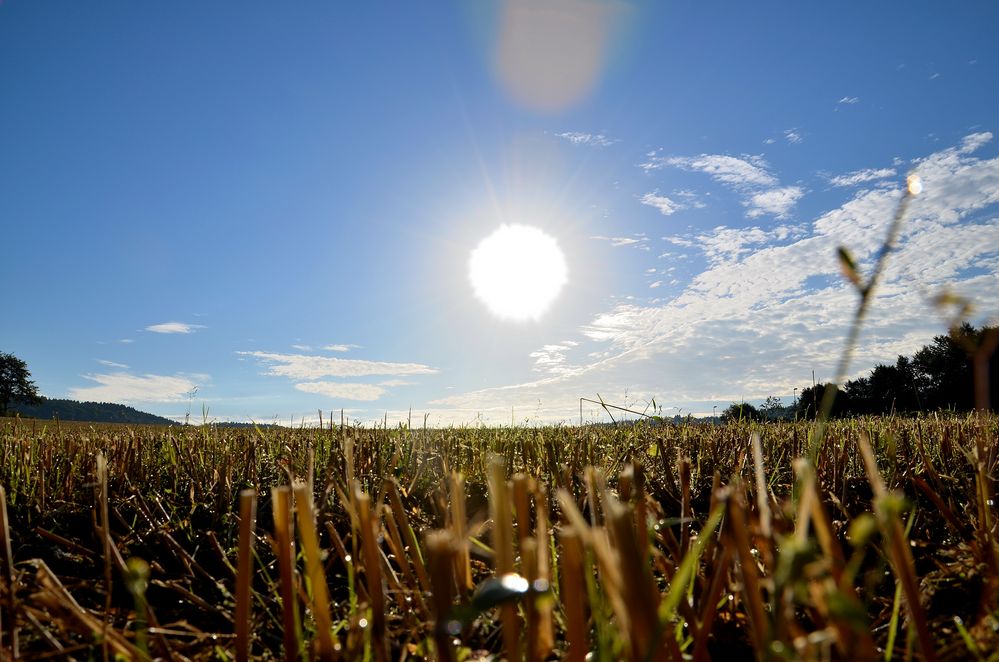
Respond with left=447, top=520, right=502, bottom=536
left=1, top=415, right=997, bottom=661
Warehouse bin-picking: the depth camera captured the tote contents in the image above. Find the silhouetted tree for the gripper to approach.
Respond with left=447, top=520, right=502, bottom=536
left=794, top=383, right=849, bottom=420
left=912, top=324, right=981, bottom=411
left=869, top=357, right=922, bottom=413
left=798, top=324, right=998, bottom=418
left=721, top=402, right=763, bottom=423
left=0, top=352, right=42, bottom=416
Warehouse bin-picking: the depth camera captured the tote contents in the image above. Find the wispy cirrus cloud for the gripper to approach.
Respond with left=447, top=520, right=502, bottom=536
left=643, top=152, right=804, bottom=220
left=644, top=153, right=776, bottom=186
left=590, top=234, right=650, bottom=249
left=784, top=128, right=803, bottom=144
left=378, top=379, right=414, bottom=387
left=960, top=131, right=993, bottom=154
left=97, top=359, right=129, bottom=369
left=556, top=131, right=617, bottom=147
left=530, top=341, right=579, bottom=376
left=146, top=321, right=204, bottom=334
left=294, top=381, right=385, bottom=401
left=829, top=167, right=897, bottom=188
left=746, top=186, right=805, bottom=218
left=323, top=343, right=361, bottom=352
left=239, top=351, right=437, bottom=380
left=70, top=372, right=201, bottom=403
left=240, top=350, right=436, bottom=403
left=639, top=192, right=680, bottom=216
left=664, top=224, right=807, bottom=266
left=838, top=96, right=860, bottom=104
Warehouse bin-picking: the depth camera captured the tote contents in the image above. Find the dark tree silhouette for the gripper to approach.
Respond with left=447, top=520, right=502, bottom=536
left=721, top=402, right=763, bottom=423
left=793, top=383, right=849, bottom=420
left=798, top=324, right=998, bottom=419
left=0, top=352, right=42, bottom=416
left=912, top=324, right=977, bottom=411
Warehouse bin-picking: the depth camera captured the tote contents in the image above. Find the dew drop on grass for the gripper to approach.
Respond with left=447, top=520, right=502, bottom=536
left=501, top=573, right=530, bottom=593
left=358, top=618, right=368, bottom=628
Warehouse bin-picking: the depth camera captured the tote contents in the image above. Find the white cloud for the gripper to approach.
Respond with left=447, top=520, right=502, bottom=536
left=669, top=224, right=805, bottom=265
left=97, top=359, right=129, bottom=369
left=838, top=96, right=859, bottom=105
left=379, top=379, right=414, bottom=387
left=662, top=236, right=695, bottom=248
left=556, top=131, right=616, bottom=147
left=70, top=372, right=200, bottom=403
left=647, top=152, right=803, bottom=219
left=146, top=322, right=204, bottom=334
left=323, top=343, right=361, bottom=352
left=675, top=190, right=707, bottom=208
left=640, top=192, right=680, bottom=216
left=529, top=342, right=579, bottom=376
left=829, top=167, right=897, bottom=188
left=291, top=344, right=312, bottom=351
left=590, top=234, right=649, bottom=248
left=784, top=128, right=803, bottom=144
left=763, top=137, right=777, bottom=145
left=431, top=133, right=999, bottom=423
left=119, top=339, right=134, bottom=344
left=239, top=351, right=437, bottom=379
left=294, top=381, right=386, bottom=401
left=649, top=280, right=663, bottom=289
left=745, top=186, right=805, bottom=218
left=959, top=132, right=992, bottom=154
left=657, top=154, right=777, bottom=187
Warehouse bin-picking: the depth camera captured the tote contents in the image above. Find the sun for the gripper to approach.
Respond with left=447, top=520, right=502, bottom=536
left=468, top=224, right=568, bottom=322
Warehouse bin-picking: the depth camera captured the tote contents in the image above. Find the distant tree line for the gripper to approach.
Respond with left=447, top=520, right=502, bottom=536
left=8, top=398, right=177, bottom=425
left=794, top=323, right=998, bottom=419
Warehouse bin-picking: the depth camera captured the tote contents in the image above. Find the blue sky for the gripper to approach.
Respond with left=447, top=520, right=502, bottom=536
left=2, top=1, right=998, bottom=425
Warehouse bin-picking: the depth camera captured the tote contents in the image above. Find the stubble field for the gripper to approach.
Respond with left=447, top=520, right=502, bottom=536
left=0, top=414, right=997, bottom=661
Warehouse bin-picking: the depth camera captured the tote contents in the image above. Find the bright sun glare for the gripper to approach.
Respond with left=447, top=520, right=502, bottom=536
left=468, top=224, right=568, bottom=322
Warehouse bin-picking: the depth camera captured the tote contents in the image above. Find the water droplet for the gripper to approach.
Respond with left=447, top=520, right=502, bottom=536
left=531, top=579, right=550, bottom=593
left=358, top=618, right=368, bottom=628
left=500, top=573, right=530, bottom=593
left=344, top=554, right=352, bottom=563
left=446, top=620, right=462, bottom=636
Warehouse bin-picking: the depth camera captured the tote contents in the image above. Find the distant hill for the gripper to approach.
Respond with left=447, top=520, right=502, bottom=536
left=9, top=398, right=176, bottom=426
